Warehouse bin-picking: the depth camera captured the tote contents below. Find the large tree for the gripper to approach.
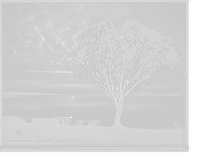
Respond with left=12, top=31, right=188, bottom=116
left=72, top=18, right=179, bottom=127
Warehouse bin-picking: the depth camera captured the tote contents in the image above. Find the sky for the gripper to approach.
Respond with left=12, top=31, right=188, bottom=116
left=2, top=3, right=186, bottom=93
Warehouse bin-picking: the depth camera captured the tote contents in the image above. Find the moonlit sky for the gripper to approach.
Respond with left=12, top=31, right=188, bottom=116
left=2, top=3, right=186, bottom=93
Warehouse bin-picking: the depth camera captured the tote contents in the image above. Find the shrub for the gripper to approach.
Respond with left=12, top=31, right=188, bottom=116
left=61, top=118, right=72, bottom=126
left=75, top=119, right=85, bottom=126
left=87, top=119, right=100, bottom=126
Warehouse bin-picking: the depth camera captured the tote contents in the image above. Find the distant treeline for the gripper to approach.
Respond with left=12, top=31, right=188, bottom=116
left=2, top=115, right=100, bottom=127
left=2, top=91, right=185, bottom=97
left=2, top=115, right=187, bottom=130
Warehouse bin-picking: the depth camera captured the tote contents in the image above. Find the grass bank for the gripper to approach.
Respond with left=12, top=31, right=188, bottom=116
left=3, top=124, right=187, bottom=146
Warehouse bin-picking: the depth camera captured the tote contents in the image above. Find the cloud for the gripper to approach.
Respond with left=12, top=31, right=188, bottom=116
left=2, top=3, right=186, bottom=91
left=3, top=4, right=79, bottom=73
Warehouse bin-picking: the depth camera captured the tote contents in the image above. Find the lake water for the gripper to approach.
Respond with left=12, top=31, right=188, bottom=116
left=3, top=94, right=186, bottom=129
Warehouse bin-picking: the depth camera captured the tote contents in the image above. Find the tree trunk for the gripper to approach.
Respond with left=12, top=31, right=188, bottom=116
left=113, top=98, right=124, bottom=128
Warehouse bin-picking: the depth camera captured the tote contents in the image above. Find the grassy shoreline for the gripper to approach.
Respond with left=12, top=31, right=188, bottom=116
left=3, top=116, right=187, bottom=147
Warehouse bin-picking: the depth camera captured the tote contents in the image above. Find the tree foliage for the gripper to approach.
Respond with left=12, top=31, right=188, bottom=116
left=72, top=18, right=179, bottom=104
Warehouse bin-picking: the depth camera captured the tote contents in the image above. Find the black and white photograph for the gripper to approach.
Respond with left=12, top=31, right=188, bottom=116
left=0, top=0, right=188, bottom=152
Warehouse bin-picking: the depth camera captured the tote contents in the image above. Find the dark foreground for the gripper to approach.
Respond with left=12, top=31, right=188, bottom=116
left=3, top=125, right=187, bottom=146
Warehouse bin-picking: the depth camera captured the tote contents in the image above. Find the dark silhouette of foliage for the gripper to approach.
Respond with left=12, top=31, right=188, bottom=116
left=180, top=64, right=187, bottom=88
left=74, top=119, right=85, bottom=126
left=72, top=18, right=179, bottom=127
left=86, top=119, right=100, bottom=126
left=2, top=115, right=25, bottom=126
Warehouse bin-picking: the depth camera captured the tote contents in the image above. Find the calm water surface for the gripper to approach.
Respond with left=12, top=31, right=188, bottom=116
left=3, top=94, right=186, bottom=129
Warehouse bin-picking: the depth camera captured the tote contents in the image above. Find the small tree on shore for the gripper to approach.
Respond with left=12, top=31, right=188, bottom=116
left=72, top=18, right=179, bottom=128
